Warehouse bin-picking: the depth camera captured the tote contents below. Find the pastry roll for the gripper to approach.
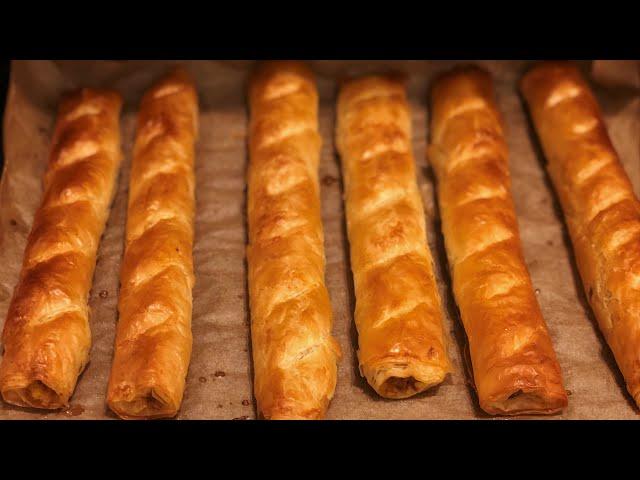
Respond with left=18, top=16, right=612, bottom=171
left=521, top=61, right=640, bottom=407
left=247, top=61, right=341, bottom=419
left=336, top=75, right=450, bottom=398
left=0, top=89, right=123, bottom=409
left=429, top=66, right=567, bottom=415
left=107, top=68, right=197, bottom=419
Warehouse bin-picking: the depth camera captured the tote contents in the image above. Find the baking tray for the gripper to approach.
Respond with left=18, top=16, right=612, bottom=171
left=0, top=60, right=638, bottom=419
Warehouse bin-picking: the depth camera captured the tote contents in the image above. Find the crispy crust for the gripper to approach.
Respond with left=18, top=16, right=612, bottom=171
left=429, top=66, right=567, bottom=415
left=106, top=68, right=197, bottom=419
left=336, top=75, right=450, bottom=399
left=521, top=61, right=640, bottom=407
left=247, top=61, right=340, bottom=419
left=0, top=88, right=123, bottom=409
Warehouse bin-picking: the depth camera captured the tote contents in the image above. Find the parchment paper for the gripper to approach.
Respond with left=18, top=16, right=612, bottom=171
left=0, top=60, right=638, bottom=420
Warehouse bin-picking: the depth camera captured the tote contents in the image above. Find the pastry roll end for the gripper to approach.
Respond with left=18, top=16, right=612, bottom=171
left=2, top=377, right=73, bottom=410
left=108, top=382, right=182, bottom=420
left=361, top=359, right=448, bottom=399
left=478, top=361, right=568, bottom=415
left=483, top=392, right=567, bottom=417
left=254, top=337, right=340, bottom=420
left=1, top=312, right=91, bottom=410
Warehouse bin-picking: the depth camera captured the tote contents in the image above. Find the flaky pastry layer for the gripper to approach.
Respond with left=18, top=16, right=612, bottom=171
left=107, top=68, right=197, bottom=419
left=521, top=61, right=640, bottom=408
left=0, top=89, right=123, bottom=409
left=429, top=66, right=567, bottom=415
left=336, top=75, right=450, bottom=399
left=247, top=61, right=341, bottom=419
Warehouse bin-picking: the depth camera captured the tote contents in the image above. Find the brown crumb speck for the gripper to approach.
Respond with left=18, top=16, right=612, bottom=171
left=217, top=404, right=223, bottom=408
left=546, top=240, right=553, bottom=246
left=198, top=376, right=207, bottom=383
left=9, top=219, right=17, bottom=226
left=214, top=371, right=226, bottom=378
left=232, top=415, right=249, bottom=420
left=242, top=399, right=250, bottom=406
left=99, top=290, right=109, bottom=299
left=566, top=389, right=573, bottom=396
left=535, top=288, right=541, bottom=295
left=321, top=175, right=338, bottom=187
left=63, top=405, right=85, bottom=417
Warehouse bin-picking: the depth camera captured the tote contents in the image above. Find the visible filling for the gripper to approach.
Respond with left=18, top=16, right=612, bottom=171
left=111, top=388, right=174, bottom=419
left=4, top=380, right=63, bottom=409
left=147, top=391, right=168, bottom=411
left=508, top=389, right=524, bottom=400
left=488, top=389, right=564, bottom=416
left=380, top=376, right=426, bottom=398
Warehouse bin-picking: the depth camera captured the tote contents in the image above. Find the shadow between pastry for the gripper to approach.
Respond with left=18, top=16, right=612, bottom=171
left=422, top=163, right=489, bottom=419
left=242, top=108, right=258, bottom=421
left=332, top=140, right=374, bottom=397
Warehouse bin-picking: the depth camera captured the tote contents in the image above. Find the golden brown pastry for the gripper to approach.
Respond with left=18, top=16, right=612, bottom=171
left=107, top=68, right=197, bottom=419
left=336, top=75, right=450, bottom=399
left=0, top=88, right=123, bottom=409
left=521, top=61, right=640, bottom=407
left=247, top=61, right=341, bottom=419
left=428, top=66, right=567, bottom=415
